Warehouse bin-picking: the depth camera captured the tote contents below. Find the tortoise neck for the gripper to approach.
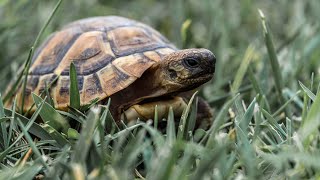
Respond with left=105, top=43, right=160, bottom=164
left=108, top=65, right=165, bottom=120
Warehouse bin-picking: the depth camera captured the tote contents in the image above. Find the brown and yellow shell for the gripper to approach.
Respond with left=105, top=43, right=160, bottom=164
left=14, top=16, right=177, bottom=111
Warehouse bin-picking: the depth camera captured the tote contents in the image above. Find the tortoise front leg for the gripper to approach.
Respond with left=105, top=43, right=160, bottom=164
left=121, top=96, right=213, bottom=130
left=121, top=96, right=187, bottom=122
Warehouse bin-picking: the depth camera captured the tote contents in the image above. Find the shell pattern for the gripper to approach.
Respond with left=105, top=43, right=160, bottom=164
left=15, top=16, right=177, bottom=111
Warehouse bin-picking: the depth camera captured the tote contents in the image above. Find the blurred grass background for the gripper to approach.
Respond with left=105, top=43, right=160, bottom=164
left=1, top=0, right=320, bottom=99
left=1, top=0, right=320, bottom=179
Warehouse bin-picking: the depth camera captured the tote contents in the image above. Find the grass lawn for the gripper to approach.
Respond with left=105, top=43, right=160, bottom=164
left=1, top=0, right=320, bottom=179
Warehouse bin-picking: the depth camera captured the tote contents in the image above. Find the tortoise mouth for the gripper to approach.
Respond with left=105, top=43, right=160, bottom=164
left=184, top=73, right=214, bottom=87
left=184, top=63, right=215, bottom=85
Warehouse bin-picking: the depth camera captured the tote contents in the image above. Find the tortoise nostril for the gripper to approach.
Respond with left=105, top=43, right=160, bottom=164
left=168, top=69, right=177, bottom=79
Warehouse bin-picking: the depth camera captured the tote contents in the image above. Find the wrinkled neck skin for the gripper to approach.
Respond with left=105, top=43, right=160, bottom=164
left=107, top=63, right=169, bottom=120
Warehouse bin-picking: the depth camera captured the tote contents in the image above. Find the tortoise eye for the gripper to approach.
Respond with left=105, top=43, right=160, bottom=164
left=183, top=58, right=200, bottom=68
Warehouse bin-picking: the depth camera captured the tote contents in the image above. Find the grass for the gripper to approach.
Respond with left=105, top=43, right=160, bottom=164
left=1, top=0, right=320, bottom=179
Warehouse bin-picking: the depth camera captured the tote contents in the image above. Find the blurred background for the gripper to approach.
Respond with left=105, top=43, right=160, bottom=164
left=0, top=0, right=319, bottom=111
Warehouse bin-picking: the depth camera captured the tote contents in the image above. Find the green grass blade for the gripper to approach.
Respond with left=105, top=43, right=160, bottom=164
left=186, top=97, right=198, bottom=134
left=71, top=107, right=100, bottom=164
left=16, top=118, right=48, bottom=168
left=6, top=97, right=17, bottom=149
left=68, top=106, right=86, bottom=119
left=147, top=142, right=179, bottom=180
left=299, top=90, right=320, bottom=147
left=115, top=129, right=149, bottom=170
left=20, top=48, right=34, bottom=113
left=190, top=144, right=227, bottom=180
left=67, top=128, right=80, bottom=140
left=57, top=110, right=84, bottom=124
left=231, top=45, right=256, bottom=93
left=153, top=105, right=158, bottom=129
left=141, top=123, right=165, bottom=149
left=177, top=91, right=197, bottom=140
left=2, top=70, right=24, bottom=104
left=235, top=123, right=258, bottom=179
left=24, top=74, right=60, bottom=116
left=13, top=163, right=43, bottom=180
left=248, top=66, right=263, bottom=95
left=166, top=107, right=176, bottom=145
left=0, top=117, right=11, bottom=123
left=106, top=123, right=144, bottom=141
left=237, top=97, right=256, bottom=132
left=272, top=90, right=301, bottom=117
left=173, top=147, right=193, bottom=180
left=32, top=0, right=63, bottom=55
left=261, top=151, right=320, bottom=171
left=32, top=93, right=70, bottom=133
left=80, top=97, right=99, bottom=112
left=41, top=124, right=69, bottom=148
left=69, top=62, right=80, bottom=110
left=3, top=95, right=52, bottom=140
left=0, top=94, right=5, bottom=117
left=180, top=19, right=191, bottom=47
left=203, top=94, right=239, bottom=147
left=20, top=0, right=63, bottom=113
left=259, top=9, right=287, bottom=113
left=286, top=117, right=292, bottom=145
left=302, top=90, right=308, bottom=123
left=248, top=66, right=270, bottom=111
left=0, top=93, right=8, bottom=149
left=261, top=109, right=286, bottom=139
left=0, top=164, right=43, bottom=180
left=96, top=106, right=110, bottom=168
left=299, top=81, right=316, bottom=101
left=234, top=95, right=245, bottom=123
left=44, top=82, right=54, bottom=107
left=99, top=98, right=111, bottom=129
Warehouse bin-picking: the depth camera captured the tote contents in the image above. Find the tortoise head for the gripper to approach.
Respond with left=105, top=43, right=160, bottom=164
left=158, top=48, right=216, bottom=93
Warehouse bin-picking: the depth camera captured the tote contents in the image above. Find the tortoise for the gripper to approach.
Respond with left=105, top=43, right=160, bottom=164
left=7, top=16, right=216, bottom=126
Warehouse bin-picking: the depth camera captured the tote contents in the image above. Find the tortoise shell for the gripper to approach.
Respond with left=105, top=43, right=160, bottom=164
left=16, top=16, right=178, bottom=111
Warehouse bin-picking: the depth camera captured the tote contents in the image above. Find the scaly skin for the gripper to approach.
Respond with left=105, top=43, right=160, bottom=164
left=108, top=48, right=216, bottom=122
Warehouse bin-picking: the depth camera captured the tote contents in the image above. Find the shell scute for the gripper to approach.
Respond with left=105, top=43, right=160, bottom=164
left=112, top=53, right=156, bottom=78
left=30, top=29, right=82, bottom=75
left=54, top=31, right=116, bottom=76
left=82, top=73, right=105, bottom=103
left=108, top=26, right=167, bottom=57
left=97, top=65, right=136, bottom=96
